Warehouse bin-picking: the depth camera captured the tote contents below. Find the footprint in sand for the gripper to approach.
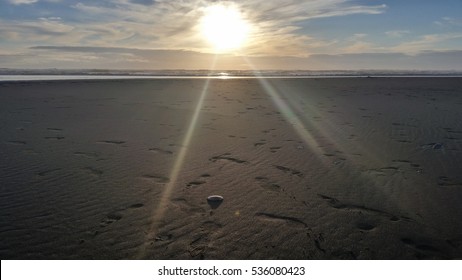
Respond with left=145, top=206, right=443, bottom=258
left=186, top=181, right=206, bottom=187
left=149, top=147, right=173, bottom=155
left=255, top=176, right=282, bottom=192
left=262, top=129, right=276, bottom=134
left=392, top=159, right=411, bottom=163
left=323, top=152, right=346, bottom=165
left=201, top=220, right=222, bottom=231
left=99, top=202, right=145, bottom=228
left=186, top=174, right=212, bottom=188
left=97, top=140, right=126, bottom=145
left=45, top=136, right=65, bottom=140
left=254, top=140, right=267, bottom=147
left=274, top=165, right=303, bottom=177
left=170, top=198, right=205, bottom=214
left=129, top=203, right=144, bottom=208
left=313, top=233, right=326, bottom=253
left=400, top=238, right=442, bottom=256
left=6, top=140, right=26, bottom=145
left=37, top=168, right=61, bottom=177
left=363, top=166, right=400, bottom=177
left=333, top=158, right=346, bottom=165
left=269, top=146, right=281, bottom=153
left=100, top=212, right=123, bottom=227
left=421, top=142, right=444, bottom=150
left=356, top=221, right=377, bottom=231
left=188, top=231, right=210, bottom=259
left=140, top=174, right=170, bottom=184
left=317, top=194, right=402, bottom=222
left=74, top=151, right=98, bottom=159
left=437, top=176, right=462, bottom=187
left=255, top=212, right=307, bottom=228
left=154, top=233, right=173, bottom=242
left=391, top=160, right=423, bottom=173
left=187, top=220, right=223, bottom=259
left=443, top=127, right=462, bottom=134
left=209, top=153, right=247, bottom=164
left=83, top=167, right=103, bottom=177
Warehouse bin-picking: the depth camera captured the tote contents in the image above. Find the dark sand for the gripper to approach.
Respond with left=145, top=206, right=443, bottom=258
left=1, top=77, right=462, bottom=259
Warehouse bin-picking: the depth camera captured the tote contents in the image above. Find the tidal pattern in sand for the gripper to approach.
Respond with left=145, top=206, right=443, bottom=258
left=1, top=78, right=462, bottom=259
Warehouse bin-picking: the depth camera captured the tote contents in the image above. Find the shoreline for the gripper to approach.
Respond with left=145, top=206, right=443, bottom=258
left=1, top=75, right=462, bottom=83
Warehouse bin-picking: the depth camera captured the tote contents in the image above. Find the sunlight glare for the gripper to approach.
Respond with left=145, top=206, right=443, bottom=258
left=201, top=4, right=250, bottom=52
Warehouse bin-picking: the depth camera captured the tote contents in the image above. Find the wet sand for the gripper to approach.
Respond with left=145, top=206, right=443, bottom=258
left=1, top=77, right=462, bottom=259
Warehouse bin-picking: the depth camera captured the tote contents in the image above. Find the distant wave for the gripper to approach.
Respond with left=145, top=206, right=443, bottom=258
left=1, top=69, right=461, bottom=81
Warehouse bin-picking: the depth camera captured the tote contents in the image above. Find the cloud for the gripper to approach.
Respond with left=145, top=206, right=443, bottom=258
left=10, top=46, right=221, bottom=69
left=0, top=45, right=457, bottom=70
left=240, top=1, right=386, bottom=22
left=434, top=17, right=462, bottom=27
left=0, top=0, right=388, bottom=57
left=351, top=34, right=368, bottom=39
left=385, top=30, right=410, bottom=38
left=303, top=51, right=462, bottom=70
left=0, top=18, right=75, bottom=44
left=342, top=41, right=376, bottom=53
left=337, top=33, right=386, bottom=54
left=8, top=0, right=38, bottom=4
left=10, top=0, right=462, bottom=70
left=391, top=33, right=462, bottom=53
left=6, top=0, right=60, bottom=4
left=128, top=0, right=156, bottom=5
left=334, top=31, right=460, bottom=55
left=61, top=0, right=387, bottom=55
left=237, top=1, right=386, bottom=54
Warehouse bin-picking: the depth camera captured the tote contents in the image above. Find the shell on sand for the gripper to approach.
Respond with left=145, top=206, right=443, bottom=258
left=207, top=195, right=224, bottom=202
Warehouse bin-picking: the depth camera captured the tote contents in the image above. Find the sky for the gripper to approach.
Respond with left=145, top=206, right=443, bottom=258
left=0, top=0, right=461, bottom=70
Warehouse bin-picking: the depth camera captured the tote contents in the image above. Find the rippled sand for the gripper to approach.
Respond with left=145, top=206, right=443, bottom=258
left=1, top=78, right=461, bottom=259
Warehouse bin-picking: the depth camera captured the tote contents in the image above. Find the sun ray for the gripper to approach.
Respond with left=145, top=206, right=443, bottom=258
left=241, top=57, right=327, bottom=162
left=136, top=56, right=218, bottom=258
left=241, top=58, right=403, bottom=218
left=242, top=57, right=389, bottom=169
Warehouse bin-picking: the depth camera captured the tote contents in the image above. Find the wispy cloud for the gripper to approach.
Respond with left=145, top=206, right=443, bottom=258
left=1, top=0, right=387, bottom=56
left=239, top=0, right=386, bottom=55
left=8, top=0, right=38, bottom=5
left=342, top=41, right=377, bottom=53
left=326, top=30, right=462, bottom=55
left=434, top=17, right=462, bottom=27
left=385, top=30, right=410, bottom=38
left=305, top=51, right=462, bottom=70
left=3, top=0, right=460, bottom=70
left=0, top=18, right=75, bottom=44
left=391, top=33, right=462, bottom=53
left=2, top=46, right=461, bottom=70
left=339, top=33, right=377, bottom=53
left=7, top=0, right=60, bottom=4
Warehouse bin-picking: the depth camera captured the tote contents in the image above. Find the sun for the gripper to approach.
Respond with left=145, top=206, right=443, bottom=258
left=200, top=4, right=250, bottom=52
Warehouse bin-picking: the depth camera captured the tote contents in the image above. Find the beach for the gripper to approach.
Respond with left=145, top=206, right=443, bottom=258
left=1, top=77, right=461, bottom=259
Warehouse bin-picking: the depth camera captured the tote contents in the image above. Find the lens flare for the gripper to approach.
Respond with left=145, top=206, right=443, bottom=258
left=201, top=4, right=250, bottom=52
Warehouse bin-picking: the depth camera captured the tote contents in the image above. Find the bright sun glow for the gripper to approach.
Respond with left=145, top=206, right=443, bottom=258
left=201, top=4, right=250, bottom=52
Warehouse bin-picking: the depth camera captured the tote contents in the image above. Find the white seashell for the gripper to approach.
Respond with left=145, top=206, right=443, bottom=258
left=207, top=195, right=224, bottom=202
